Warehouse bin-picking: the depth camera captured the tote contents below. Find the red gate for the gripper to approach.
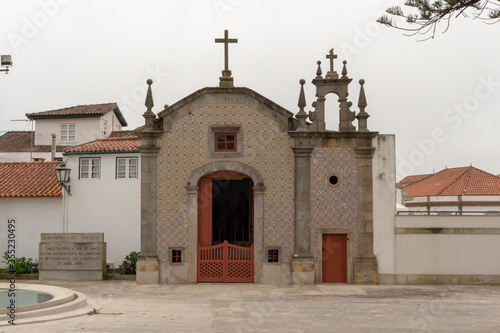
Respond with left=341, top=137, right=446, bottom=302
left=198, top=240, right=254, bottom=283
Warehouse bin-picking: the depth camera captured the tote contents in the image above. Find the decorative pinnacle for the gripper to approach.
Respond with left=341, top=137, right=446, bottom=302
left=358, top=79, right=367, bottom=109
left=356, top=79, right=369, bottom=132
left=143, top=79, right=156, bottom=131
left=341, top=60, right=348, bottom=78
left=315, top=61, right=322, bottom=78
left=145, top=79, right=154, bottom=112
left=296, top=79, right=309, bottom=131
left=297, top=79, right=306, bottom=112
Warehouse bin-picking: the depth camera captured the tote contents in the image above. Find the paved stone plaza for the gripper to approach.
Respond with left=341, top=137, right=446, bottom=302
left=2, top=281, right=500, bottom=332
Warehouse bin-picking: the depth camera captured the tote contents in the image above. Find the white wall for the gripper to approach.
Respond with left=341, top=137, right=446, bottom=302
left=0, top=197, right=62, bottom=261
left=101, top=111, right=122, bottom=134
left=395, top=215, right=500, bottom=275
left=65, top=153, right=140, bottom=266
left=34, top=117, right=102, bottom=146
left=372, top=134, right=396, bottom=275
left=0, top=152, right=63, bottom=162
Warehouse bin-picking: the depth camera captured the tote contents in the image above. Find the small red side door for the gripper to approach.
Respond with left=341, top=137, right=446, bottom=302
left=322, top=234, right=347, bottom=283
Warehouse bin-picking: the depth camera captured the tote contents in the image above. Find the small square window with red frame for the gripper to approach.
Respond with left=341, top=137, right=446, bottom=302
left=215, top=133, right=237, bottom=152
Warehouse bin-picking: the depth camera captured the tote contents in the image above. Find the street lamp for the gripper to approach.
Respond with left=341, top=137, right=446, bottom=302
left=55, top=162, right=72, bottom=195
left=1, top=55, right=13, bottom=74
left=55, top=162, right=71, bottom=233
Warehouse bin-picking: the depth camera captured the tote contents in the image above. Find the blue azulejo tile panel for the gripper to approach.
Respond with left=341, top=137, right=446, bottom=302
left=310, top=148, right=359, bottom=262
left=155, top=102, right=294, bottom=263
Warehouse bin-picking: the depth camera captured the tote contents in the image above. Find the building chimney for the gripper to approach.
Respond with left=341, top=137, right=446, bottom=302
left=51, top=133, right=56, bottom=161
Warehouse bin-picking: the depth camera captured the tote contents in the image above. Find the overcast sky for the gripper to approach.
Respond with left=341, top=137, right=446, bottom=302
left=0, top=0, right=499, bottom=180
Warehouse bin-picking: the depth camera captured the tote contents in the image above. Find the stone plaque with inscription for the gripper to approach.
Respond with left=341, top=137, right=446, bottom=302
left=39, top=233, right=106, bottom=281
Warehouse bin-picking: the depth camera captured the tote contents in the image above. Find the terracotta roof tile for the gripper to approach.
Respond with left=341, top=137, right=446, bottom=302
left=108, top=130, right=137, bottom=138
left=0, top=131, right=66, bottom=152
left=397, top=173, right=433, bottom=189
left=25, top=103, right=128, bottom=126
left=64, top=136, right=140, bottom=154
left=26, top=103, right=116, bottom=118
left=0, top=162, right=62, bottom=197
left=402, top=166, right=500, bottom=196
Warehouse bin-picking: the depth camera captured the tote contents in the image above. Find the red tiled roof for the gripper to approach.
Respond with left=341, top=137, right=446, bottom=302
left=64, top=136, right=140, bottom=154
left=397, top=173, right=433, bottom=189
left=25, top=103, right=128, bottom=126
left=0, top=162, right=62, bottom=197
left=108, top=130, right=137, bottom=138
left=26, top=103, right=116, bottom=118
left=402, top=166, right=500, bottom=196
left=0, top=131, right=66, bottom=152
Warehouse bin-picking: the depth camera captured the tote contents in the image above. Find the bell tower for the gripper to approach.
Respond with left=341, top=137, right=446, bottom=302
left=290, top=48, right=378, bottom=284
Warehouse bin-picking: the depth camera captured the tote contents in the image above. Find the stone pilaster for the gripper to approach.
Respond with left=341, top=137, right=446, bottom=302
left=253, top=183, right=266, bottom=283
left=185, top=185, right=199, bottom=283
left=290, top=138, right=315, bottom=284
left=136, top=131, right=162, bottom=284
left=353, top=146, right=378, bottom=284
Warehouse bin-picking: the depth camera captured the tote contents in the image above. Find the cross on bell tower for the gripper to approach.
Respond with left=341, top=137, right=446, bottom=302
left=215, top=30, right=238, bottom=88
left=325, top=48, right=338, bottom=79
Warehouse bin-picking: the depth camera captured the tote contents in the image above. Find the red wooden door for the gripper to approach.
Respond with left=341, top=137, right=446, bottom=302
left=322, top=234, right=347, bottom=283
left=198, top=177, right=212, bottom=247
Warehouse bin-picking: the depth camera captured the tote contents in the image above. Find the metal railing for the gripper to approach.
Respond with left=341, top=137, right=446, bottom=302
left=397, top=210, right=500, bottom=216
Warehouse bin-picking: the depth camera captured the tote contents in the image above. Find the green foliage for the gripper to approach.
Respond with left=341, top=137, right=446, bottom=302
left=119, top=251, right=139, bottom=275
left=377, top=0, right=500, bottom=39
left=1, top=251, right=39, bottom=275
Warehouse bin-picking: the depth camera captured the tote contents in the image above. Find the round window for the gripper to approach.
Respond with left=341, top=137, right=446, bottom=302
left=328, top=175, right=339, bottom=186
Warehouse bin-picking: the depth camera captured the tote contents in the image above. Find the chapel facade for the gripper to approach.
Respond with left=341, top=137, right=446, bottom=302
left=136, top=32, right=381, bottom=285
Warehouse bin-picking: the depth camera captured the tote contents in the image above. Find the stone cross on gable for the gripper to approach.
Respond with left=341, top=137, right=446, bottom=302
left=215, top=30, right=238, bottom=72
left=325, top=48, right=339, bottom=79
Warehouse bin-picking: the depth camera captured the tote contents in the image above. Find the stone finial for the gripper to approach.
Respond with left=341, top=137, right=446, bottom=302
left=356, top=79, right=370, bottom=132
left=296, top=79, right=309, bottom=131
left=145, top=79, right=154, bottom=111
left=298, top=79, right=306, bottom=111
left=315, top=61, right=322, bottom=79
left=341, top=60, right=348, bottom=79
left=143, top=79, right=156, bottom=131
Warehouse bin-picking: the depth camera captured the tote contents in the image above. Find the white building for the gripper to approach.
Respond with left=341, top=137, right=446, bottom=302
left=0, top=103, right=127, bottom=162
left=63, top=133, right=141, bottom=266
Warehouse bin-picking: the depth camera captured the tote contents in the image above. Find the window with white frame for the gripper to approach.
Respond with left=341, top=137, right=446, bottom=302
left=117, top=157, right=138, bottom=179
left=60, top=124, right=75, bottom=142
left=80, top=158, right=101, bottom=179
left=102, top=120, right=108, bottom=136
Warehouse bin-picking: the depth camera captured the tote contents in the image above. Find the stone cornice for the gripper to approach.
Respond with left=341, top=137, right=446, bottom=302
left=354, top=147, right=376, bottom=158
left=291, top=146, right=314, bottom=157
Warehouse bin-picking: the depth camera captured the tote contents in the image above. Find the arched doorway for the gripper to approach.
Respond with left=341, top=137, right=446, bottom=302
left=197, top=171, right=254, bottom=283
